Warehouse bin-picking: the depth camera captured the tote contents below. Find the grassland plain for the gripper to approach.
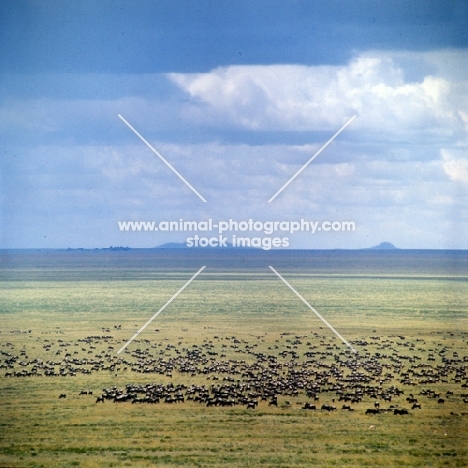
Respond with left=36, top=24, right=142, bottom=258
left=0, top=249, right=467, bottom=467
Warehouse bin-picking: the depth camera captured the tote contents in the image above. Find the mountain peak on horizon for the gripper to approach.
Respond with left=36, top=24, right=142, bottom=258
left=370, top=241, right=398, bottom=250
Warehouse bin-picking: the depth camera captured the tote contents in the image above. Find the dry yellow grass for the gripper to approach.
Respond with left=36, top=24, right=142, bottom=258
left=1, top=256, right=467, bottom=467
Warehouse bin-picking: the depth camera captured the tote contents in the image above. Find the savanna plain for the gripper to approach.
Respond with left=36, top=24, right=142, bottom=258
left=0, top=249, right=467, bottom=467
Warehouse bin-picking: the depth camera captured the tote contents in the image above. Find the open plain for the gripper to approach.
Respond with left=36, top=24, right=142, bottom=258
left=0, top=249, right=467, bottom=467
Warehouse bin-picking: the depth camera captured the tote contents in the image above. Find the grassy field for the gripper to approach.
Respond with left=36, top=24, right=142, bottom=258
left=1, top=251, right=467, bottom=467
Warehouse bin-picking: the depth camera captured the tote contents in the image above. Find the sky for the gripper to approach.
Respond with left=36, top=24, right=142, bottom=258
left=1, top=0, right=467, bottom=249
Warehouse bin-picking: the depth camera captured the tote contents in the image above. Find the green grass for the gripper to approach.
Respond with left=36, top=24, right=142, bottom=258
left=0, top=265, right=467, bottom=467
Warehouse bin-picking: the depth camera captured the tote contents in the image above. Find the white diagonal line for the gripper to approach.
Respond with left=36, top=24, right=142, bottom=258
left=268, top=115, right=356, bottom=202
left=269, top=266, right=357, bottom=353
left=117, top=266, right=206, bottom=354
left=118, top=114, right=207, bottom=202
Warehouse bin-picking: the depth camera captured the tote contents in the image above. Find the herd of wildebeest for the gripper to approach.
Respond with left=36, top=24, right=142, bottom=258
left=2, top=327, right=468, bottom=417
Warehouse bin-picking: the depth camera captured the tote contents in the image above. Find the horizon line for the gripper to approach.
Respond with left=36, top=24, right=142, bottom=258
left=1, top=246, right=467, bottom=252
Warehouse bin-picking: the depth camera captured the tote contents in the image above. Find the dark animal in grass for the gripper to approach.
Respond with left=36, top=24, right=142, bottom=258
left=321, top=404, right=336, bottom=411
left=303, top=402, right=316, bottom=410
left=58, top=393, right=66, bottom=399
left=394, top=409, right=409, bottom=415
left=365, top=408, right=379, bottom=415
left=96, top=396, right=104, bottom=403
left=438, top=398, right=445, bottom=404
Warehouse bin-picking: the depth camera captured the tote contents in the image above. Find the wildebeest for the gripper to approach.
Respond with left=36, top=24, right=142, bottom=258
left=321, top=404, right=336, bottom=411
left=4, top=328, right=468, bottom=422
left=58, top=393, right=66, bottom=399
left=303, top=402, right=316, bottom=410
left=365, top=408, right=379, bottom=415
left=394, top=409, right=409, bottom=415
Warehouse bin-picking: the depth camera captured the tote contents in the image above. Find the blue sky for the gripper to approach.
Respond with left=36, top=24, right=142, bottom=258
left=1, top=0, right=467, bottom=249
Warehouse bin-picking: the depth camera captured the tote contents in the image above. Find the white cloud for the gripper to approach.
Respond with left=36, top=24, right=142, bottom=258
left=2, top=138, right=467, bottom=249
left=442, top=149, right=468, bottom=184
left=169, top=53, right=467, bottom=139
left=2, top=50, right=468, bottom=248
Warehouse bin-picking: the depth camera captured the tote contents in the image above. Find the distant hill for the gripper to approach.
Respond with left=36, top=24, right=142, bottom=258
left=66, top=246, right=131, bottom=251
left=156, top=243, right=188, bottom=249
left=369, top=242, right=398, bottom=250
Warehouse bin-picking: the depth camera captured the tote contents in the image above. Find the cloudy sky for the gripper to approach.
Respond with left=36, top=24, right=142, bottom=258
left=1, top=0, right=467, bottom=249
